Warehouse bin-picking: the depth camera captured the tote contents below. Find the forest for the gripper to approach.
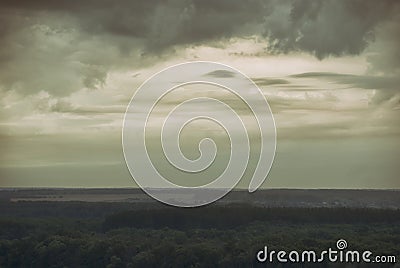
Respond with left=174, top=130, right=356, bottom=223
left=0, top=201, right=399, bottom=267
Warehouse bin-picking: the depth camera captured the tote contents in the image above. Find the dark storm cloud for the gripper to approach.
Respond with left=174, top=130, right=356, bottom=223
left=0, top=0, right=398, bottom=97
left=264, top=0, right=399, bottom=59
left=0, top=0, right=270, bottom=50
left=4, top=0, right=395, bottom=55
left=0, top=0, right=270, bottom=96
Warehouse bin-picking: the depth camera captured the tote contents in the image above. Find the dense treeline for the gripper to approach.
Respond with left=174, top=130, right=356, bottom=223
left=103, top=205, right=400, bottom=230
left=0, top=201, right=159, bottom=219
left=0, top=205, right=399, bottom=267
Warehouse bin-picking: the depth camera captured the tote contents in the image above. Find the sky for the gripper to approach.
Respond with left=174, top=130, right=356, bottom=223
left=0, top=0, right=399, bottom=189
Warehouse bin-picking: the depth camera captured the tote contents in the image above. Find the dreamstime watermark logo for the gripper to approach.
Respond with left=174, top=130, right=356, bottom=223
left=122, top=61, right=276, bottom=207
left=257, top=239, right=397, bottom=264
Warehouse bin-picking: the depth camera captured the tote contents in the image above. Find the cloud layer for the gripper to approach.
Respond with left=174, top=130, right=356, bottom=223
left=0, top=0, right=399, bottom=96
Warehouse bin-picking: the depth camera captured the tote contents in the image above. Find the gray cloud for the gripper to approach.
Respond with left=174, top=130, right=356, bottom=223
left=252, top=78, right=290, bottom=86
left=0, top=13, right=128, bottom=96
left=0, top=0, right=398, bottom=98
left=366, top=14, right=400, bottom=75
left=0, top=0, right=269, bottom=50
left=290, top=72, right=400, bottom=104
left=291, top=72, right=399, bottom=90
left=204, top=70, right=236, bottom=78
left=264, top=0, right=399, bottom=59
left=48, top=100, right=126, bottom=115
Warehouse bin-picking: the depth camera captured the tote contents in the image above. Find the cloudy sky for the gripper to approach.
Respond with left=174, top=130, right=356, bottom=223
left=0, top=0, right=399, bottom=189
